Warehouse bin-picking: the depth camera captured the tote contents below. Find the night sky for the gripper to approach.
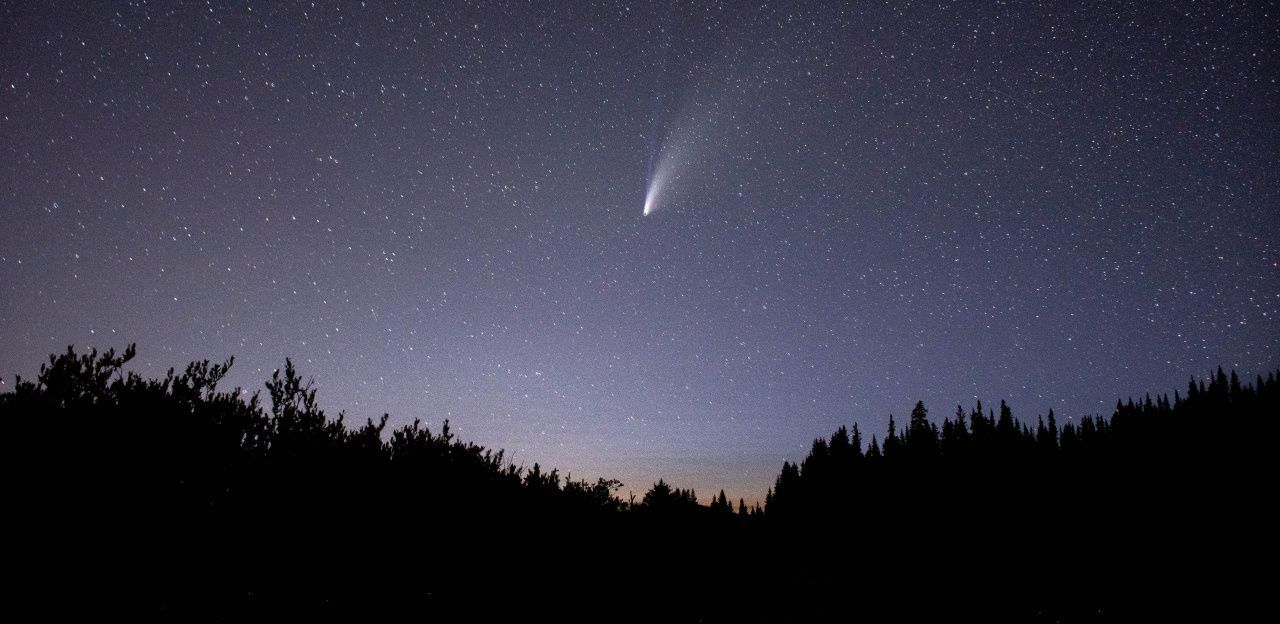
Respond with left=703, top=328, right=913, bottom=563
left=3, top=1, right=1277, bottom=505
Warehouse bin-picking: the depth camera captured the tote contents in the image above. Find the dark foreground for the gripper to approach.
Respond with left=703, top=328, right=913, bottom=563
left=4, top=346, right=1272, bottom=620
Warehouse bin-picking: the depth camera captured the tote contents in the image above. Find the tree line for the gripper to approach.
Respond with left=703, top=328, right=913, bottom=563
left=3, top=344, right=1272, bottom=619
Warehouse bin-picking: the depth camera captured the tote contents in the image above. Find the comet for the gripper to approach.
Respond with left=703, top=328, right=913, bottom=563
left=642, top=169, right=664, bottom=216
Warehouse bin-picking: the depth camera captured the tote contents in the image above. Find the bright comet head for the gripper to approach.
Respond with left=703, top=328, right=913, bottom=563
left=642, top=169, right=664, bottom=216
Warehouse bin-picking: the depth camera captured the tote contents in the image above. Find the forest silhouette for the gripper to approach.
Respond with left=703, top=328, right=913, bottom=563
left=4, top=345, right=1272, bottom=620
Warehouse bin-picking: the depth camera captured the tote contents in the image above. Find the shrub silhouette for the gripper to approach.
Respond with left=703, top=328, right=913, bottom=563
left=3, top=345, right=1271, bottom=619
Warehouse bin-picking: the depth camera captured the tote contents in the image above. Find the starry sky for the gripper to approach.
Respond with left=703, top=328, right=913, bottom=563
left=2, top=1, right=1277, bottom=505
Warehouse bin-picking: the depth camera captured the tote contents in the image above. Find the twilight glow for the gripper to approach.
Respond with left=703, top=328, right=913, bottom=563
left=1, top=0, right=1277, bottom=508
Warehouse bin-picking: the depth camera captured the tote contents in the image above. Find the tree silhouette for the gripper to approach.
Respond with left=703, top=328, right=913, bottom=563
left=3, top=344, right=1270, bottom=619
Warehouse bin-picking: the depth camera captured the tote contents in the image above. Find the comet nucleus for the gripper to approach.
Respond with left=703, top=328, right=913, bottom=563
left=642, top=165, right=669, bottom=216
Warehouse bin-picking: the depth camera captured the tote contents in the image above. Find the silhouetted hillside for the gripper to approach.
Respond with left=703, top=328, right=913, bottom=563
left=4, top=345, right=1271, bottom=620
left=760, top=367, right=1276, bottom=620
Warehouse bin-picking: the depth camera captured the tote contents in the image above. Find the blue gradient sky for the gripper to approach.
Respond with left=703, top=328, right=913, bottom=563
left=3, top=1, right=1277, bottom=505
